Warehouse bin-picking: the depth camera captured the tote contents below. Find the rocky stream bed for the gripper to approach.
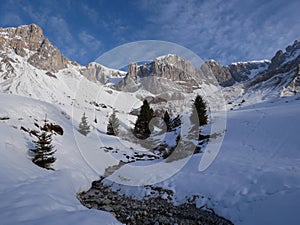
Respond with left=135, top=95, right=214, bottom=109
left=78, top=145, right=233, bottom=225
left=78, top=176, right=233, bottom=225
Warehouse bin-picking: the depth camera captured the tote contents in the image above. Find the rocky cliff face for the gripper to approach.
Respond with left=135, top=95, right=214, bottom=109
left=228, top=61, right=270, bottom=81
left=281, top=64, right=300, bottom=95
left=116, top=53, right=273, bottom=95
left=117, top=54, right=202, bottom=94
left=269, top=40, right=300, bottom=70
left=0, top=24, right=44, bottom=53
left=205, top=40, right=300, bottom=97
left=80, top=62, right=125, bottom=84
left=0, top=24, right=126, bottom=82
left=245, top=39, right=300, bottom=96
left=201, top=59, right=270, bottom=87
left=1, top=24, right=299, bottom=100
left=0, top=24, right=68, bottom=72
left=203, top=60, right=234, bottom=86
left=124, top=54, right=196, bottom=81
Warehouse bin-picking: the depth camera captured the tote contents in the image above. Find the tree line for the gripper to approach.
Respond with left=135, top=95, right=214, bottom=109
left=29, top=95, right=207, bottom=170
left=78, top=94, right=208, bottom=139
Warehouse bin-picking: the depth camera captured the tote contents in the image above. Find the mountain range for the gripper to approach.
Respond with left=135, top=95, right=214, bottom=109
left=1, top=24, right=299, bottom=110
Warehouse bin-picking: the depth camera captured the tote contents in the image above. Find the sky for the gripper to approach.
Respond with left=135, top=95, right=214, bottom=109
left=0, top=0, right=300, bottom=66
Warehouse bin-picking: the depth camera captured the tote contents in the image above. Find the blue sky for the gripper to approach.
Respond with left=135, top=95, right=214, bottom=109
left=1, top=0, right=300, bottom=66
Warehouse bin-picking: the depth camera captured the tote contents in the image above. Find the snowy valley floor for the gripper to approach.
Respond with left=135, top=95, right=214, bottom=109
left=0, top=93, right=299, bottom=225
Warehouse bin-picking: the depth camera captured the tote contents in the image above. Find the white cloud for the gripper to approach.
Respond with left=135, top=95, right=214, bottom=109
left=82, top=4, right=99, bottom=22
left=78, top=31, right=102, bottom=50
left=137, top=0, right=300, bottom=64
left=47, top=16, right=73, bottom=43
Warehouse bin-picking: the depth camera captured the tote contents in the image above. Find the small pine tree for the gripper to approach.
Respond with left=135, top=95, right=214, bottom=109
left=134, top=100, right=154, bottom=138
left=30, top=131, right=56, bottom=170
left=163, top=110, right=171, bottom=131
left=94, top=116, right=97, bottom=124
left=107, top=110, right=120, bottom=136
left=191, top=95, right=208, bottom=126
left=79, top=112, right=90, bottom=136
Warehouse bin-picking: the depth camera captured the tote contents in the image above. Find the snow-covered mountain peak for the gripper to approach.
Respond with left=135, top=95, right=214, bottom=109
left=202, top=59, right=271, bottom=87
left=0, top=24, right=44, bottom=48
left=155, top=54, right=185, bottom=64
left=0, top=24, right=70, bottom=72
left=117, top=53, right=206, bottom=93
left=269, top=39, right=300, bottom=70
left=0, top=23, right=130, bottom=103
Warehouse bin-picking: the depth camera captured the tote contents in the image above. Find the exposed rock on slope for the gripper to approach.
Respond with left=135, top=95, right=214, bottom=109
left=0, top=24, right=299, bottom=106
left=80, top=62, right=125, bottom=84
left=0, top=24, right=126, bottom=87
left=117, top=54, right=204, bottom=94
left=117, top=53, right=271, bottom=96
left=0, top=24, right=68, bottom=72
left=27, top=38, right=68, bottom=72
left=203, top=60, right=234, bottom=86
left=202, top=59, right=270, bottom=86
left=228, top=60, right=270, bottom=81
left=245, top=40, right=300, bottom=96
left=282, top=64, right=300, bottom=95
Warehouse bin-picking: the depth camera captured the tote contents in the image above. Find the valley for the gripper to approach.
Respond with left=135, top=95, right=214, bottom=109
left=0, top=24, right=299, bottom=225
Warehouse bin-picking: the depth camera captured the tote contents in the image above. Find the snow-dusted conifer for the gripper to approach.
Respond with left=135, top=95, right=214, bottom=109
left=79, top=112, right=90, bottom=135
left=107, top=110, right=120, bottom=136
left=30, top=131, right=56, bottom=170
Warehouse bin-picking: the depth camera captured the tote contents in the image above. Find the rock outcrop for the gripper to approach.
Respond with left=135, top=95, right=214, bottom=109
left=268, top=40, right=300, bottom=70
left=117, top=54, right=271, bottom=95
left=246, top=39, right=300, bottom=96
left=117, top=54, right=202, bottom=94
left=1, top=24, right=299, bottom=99
left=27, top=38, right=69, bottom=72
left=281, top=64, right=300, bottom=95
left=0, top=24, right=68, bottom=72
left=201, top=59, right=270, bottom=86
left=203, top=60, right=235, bottom=86
left=269, top=50, right=285, bottom=70
left=124, top=54, right=197, bottom=81
left=81, top=62, right=125, bottom=84
left=228, top=60, right=270, bottom=82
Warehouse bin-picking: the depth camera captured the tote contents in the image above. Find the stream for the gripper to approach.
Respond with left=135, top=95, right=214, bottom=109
left=78, top=150, right=233, bottom=225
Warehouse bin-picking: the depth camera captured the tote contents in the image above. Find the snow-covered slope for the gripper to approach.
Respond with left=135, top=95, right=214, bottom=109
left=0, top=93, right=122, bottom=225
left=0, top=46, right=142, bottom=137
left=105, top=96, right=300, bottom=225
left=1, top=92, right=299, bottom=225
left=0, top=92, right=160, bottom=225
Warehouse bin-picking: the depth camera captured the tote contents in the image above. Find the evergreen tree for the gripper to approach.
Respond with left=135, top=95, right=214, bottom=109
left=30, top=131, right=56, bottom=170
left=79, top=112, right=90, bottom=135
left=107, top=110, right=120, bottom=136
left=94, top=116, right=97, bottom=124
left=163, top=110, right=171, bottom=131
left=134, top=100, right=154, bottom=138
left=191, top=95, right=208, bottom=126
